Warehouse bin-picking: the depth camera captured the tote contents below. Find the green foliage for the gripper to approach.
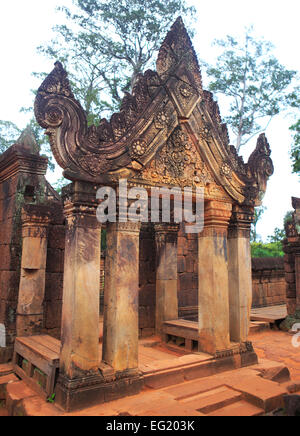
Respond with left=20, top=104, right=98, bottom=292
left=251, top=210, right=293, bottom=258
left=204, top=28, right=297, bottom=151
left=250, top=205, right=266, bottom=242
left=0, top=116, right=55, bottom=171
left=38, top=0, right=195, bottom=118
left=52, top=176, right=70, bottom=194
left=0, top=120, right=21, bottom=153
left=251, top=241, right=284, bottom=258
left=47, top=393, right=56, bottom=404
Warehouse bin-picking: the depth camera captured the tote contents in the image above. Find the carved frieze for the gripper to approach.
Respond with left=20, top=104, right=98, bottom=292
left=34, top=17, right=273, bottom=206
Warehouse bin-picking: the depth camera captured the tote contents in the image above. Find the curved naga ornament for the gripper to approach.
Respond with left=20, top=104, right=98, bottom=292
left=34, top=17, right=274, bottom=206
left=34, top=61, right=165, bottom=182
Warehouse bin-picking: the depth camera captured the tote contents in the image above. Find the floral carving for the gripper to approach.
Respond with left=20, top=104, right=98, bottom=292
left=179, top=83, right=193, bottom=99
left=79, top=154, right=110, bottom=176
left=220, top=162, right=232, bottom=179
left=154, top=111, right=169, bottom=129
left=134, top=126, right=213, bottom=188
left=131, top=140, right=147, bottom=158
left=198, top=123, right=212, bottom=142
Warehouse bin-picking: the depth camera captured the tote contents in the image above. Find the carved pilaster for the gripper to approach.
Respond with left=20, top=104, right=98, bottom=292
left=198, top=201, right=232, bottom=355
left=199, top=200, right=233, bottom=238
left=102, top=220, right=141, bottom=376
left=17, top=205, right=51, bottom=337
left=154, top=223, right=180, bottom=335
left=227, top=205, right=254, bottom=343
left=228, top=205, right=254, bottom=239
left=59, top=182, right=101, bottom=382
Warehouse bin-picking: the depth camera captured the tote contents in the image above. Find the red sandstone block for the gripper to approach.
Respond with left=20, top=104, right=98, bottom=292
left=187, top=239, right=197, bottom=253
left=208, top=400, right=264, bottom=417
left=177, top=256, right=185, bottom=273
left=0, top=218, right=15, bottom=245
left=0, top=244, right=20, bottom=271
left=6, top=381, right=36, bottom=416
left=232, top=377, right=286, bottom=413
left=139, top=284, right=155, bottom=306
left=185, top=256, right=194, bottom=273
left=44, top=273, right=63, bottom=301
left=179, top=273, right=194, bottom=292
left=286, top=272, right=296, bottom=284
left=0, top=271, right=19, bottom=301
left=144, top=368, right=185, bottom=389
left=46, top=248, right=64, bottom=273
left=44, top=300, right=62, bottom=330
left=0, top=177, right=19, bottom=202
left=0, top=196, right=17, bottom=222
left=47, top=225, right=65, bottom=250
left=139, top=306, right=155, bottom=329
left=0, top=374, right=19, bottom=400
left=177, top=237, right=188, bottom=256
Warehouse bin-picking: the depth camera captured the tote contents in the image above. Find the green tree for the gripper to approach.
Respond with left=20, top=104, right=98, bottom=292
left=289, top=88, right=300, bottom=174
left=251, top=205, right=266, bottom=243
left=1, top=0, right=195, bottom=175
left=204, top=28, right=297, bottom=152
left=251, top=210, right=293, bottom=258
left=37, top=0, right=196, bottom=118
left=251, top=242, right=284, bottom=258
left=0, top=120, right=21, bottom=153
left=0, top=118, right=55, bottom=170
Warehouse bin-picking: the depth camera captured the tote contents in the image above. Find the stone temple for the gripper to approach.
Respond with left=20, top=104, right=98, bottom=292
left=5, top=19, right=299, bottom=417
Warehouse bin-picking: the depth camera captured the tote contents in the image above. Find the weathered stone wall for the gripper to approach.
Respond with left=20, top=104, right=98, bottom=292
left=178, top=226, right=198, bottom=319
left=251, top=257, right=286, bottom=308
left=43, top=205, right=65, bottom=339
left=283, top=238, right=298, bottom=316
left=0, top=142, right=48, bottom=362
left=138, top=224, right=156, bottom=338
left=0, top=174, right=22, bottom=362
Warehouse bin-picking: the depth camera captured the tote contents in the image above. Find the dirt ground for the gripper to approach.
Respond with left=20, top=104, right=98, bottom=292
left=249, top=329, right=300, bottom=380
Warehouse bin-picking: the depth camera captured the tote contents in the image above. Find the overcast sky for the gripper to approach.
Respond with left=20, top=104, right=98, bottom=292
left=0, top=0, right=299, bottom=240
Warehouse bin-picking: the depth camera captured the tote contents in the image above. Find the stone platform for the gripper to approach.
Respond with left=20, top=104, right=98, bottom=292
left=251, top=305, right=287, bottom=324
left=2, top=329, right=300, bottom=416
left=1, top=358, right=298, bottom=416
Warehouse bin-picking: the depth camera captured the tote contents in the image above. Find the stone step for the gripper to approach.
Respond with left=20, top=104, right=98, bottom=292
left=231, top=376, right=286, bottom=413
left=281, top=380, right=300, bottom=394
left=0, top=404, right=9, bottom=417
left=6, top=381, right=36, bottom=416
left=208, top=400, right=265, bottom=417
left=0, top=363, right=14, bottom=377
left=181, top=386, right=243, bottom=414
left=249, top=321, right=270, bottom=334
left=0, top=374, right=19, bottom=400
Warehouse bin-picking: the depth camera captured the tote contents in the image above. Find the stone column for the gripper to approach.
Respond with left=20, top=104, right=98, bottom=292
left=16, top=205, right=51, bottom=337
left=59, top=182, right=101, bottom=380
left=228, top=205, right=254, bottom=343
left=198, top=201, right=232, bottom=355
left=102, top=221, right=141, bottom=376
left=154, top=223, right=180, bottom=335
left=295, top=254, right=300, bottom=311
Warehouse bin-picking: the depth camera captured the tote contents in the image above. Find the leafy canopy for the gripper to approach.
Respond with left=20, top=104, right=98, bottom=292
left=0, top=0, right=195, bottom=176
left=38, top=0, right=196, bottom=120
left=204, top=28, right=297, bottom=152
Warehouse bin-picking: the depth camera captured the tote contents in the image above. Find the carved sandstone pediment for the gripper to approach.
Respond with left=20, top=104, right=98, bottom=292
left=34, top=17, right=274, bottom=206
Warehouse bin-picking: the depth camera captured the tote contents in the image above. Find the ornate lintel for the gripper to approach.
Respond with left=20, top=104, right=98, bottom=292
left=107, top=221, right=141, bottom=234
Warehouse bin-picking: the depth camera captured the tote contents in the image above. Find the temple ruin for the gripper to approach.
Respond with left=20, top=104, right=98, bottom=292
left=0, top=18, right=274, bottom=412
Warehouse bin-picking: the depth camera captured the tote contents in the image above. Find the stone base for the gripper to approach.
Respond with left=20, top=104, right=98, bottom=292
left=0, top=346, right=13, bottom=364
left=143, top=348, right=259, bottom=390
left=55, top=372, right=144, bottom=412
